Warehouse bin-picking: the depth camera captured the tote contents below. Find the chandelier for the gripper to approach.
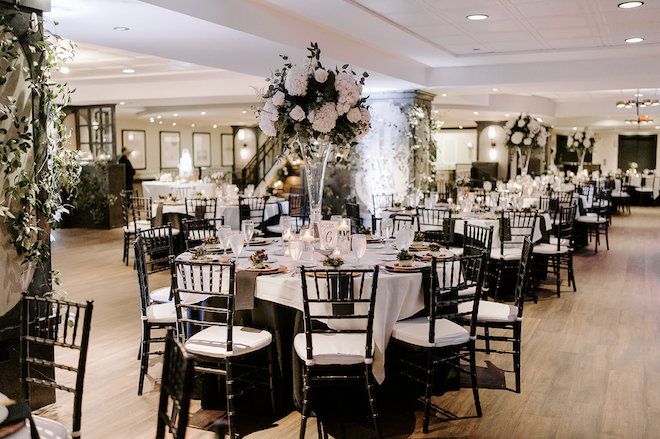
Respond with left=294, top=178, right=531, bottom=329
left=616, top=92, right=657, bottom=124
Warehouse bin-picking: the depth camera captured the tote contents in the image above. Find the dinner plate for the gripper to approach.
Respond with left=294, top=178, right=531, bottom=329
left=243, top=265, right=285, bottom=273
left=376, top=249, right=398, bottom=255
left=367, top=237, right=384, bottom=244
left=248, top=239, right=273, bottom=246
left=367, top=243, right=384, bottom=249
left=385, top=261, right=427, bottom=271
left=413, top=250, right=455, bottom=261
left=379, top=256, right=398, bottom=261
left=409, top=243, right=429, bottom=251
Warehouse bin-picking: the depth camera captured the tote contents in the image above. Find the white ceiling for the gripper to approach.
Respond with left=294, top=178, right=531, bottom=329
left=44, top=0, right=660, bottom=131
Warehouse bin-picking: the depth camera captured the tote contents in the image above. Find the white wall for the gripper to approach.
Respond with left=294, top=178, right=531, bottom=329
left=434, top=129, right=477, bottom=170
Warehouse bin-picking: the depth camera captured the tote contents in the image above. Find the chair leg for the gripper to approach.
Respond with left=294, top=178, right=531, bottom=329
left=594, top=226, right=599, bottom=253
left=268, top=345, right=276, bottom=416
left=365, top=364, right=382, bottom=439
left=469, top=342, right=482, bottom=417
left=513, top=324, right=522, bottom=394
left=423, top=350, right=435, bottom=434
left=555, top=255, right=561, bottom=298
left=568, top=253, right=577, bottom=292
left=138, top=323, right=150, bottom=396
left=605, top=226, right=609, bottom=250
left=300, top=365, right=311, bottom=439
left=484, top=326, right=491, bottom=354
left=226, top=359, right=237, bottom=439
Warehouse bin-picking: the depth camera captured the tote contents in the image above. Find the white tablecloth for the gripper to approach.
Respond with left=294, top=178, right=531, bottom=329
left=176, top=242, right=425, bottom=383
left=452, top=212, right=551, bottom=249
left=142, top=181, right=217, bottom=199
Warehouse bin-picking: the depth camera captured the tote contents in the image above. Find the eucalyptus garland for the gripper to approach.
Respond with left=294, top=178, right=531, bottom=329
left=406, top=104, right=442, bottom=194
left=0, top=16, right=81, bottom=266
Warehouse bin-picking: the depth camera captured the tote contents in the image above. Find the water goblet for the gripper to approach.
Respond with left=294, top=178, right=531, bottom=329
left=381, top=218, right=393, bottom=245
left=217, top=226, right=232, bottom=256
left=242, top=220, right=254, bottom=243
left=230, top=232, right=245, bottom=262
left=352, top=234, right=367, bottom=268
left=289, top=238, right=304, bottom=274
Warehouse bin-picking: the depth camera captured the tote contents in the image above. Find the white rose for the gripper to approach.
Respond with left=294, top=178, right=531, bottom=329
left=505, top=119, right=515, bottom=129
left=518, top=119, right=525, bottom=128
left=567, top=139, right=573, bottom=147
left=359, top=108, right=371, bottom=124
left=272, top=91, right=285, bottom=106
left=584, top=139, right=591, bottom=147
left=347, top=107, right=361, bottom=123
left=523, top=137, right=532, bottom=146
left=259, top=118, right=276, bottom=137
left=314, top=68, right=328, bottom=83
left=290, top=105, right=305, bottom=122
left=511, top=131, right=523, bottom=145
left=574, top=131, right=583, bottom=140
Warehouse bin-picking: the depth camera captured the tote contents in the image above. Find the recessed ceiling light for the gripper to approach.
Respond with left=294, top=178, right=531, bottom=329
left=191, top=124, right=195, bottom=127
left=159, top=121, right=162, bottom=125
left=59, top=66, right=69, bottom=74
left=635, top=93, right=643, bottom=97
left=573, top=127, right=577, bottom=130
left=618, top=1, right=643, bottom=8
left=473, top=111, right=479, bottom=115
left=505, top=113, right=510, bottom=117
left=122, top=68, right=135, bottom=73
left=492, top=88, right=498, bottom=91
left=442, top=94, right=447, bottom=97
left=213, top=125, right=217, bottom=128
left=157, top=115, right=161, bottom=119
left=242, top=110, right=247, bottom=114
left=173, top=113, right=178, bottom=117
left=537, top=117, right=543, bottom=122
left=149, top=118, right=154, bottom=123
left=625, top=37, right=644, bottom=43
left=655, top=126, right=660, bottom=129
left=467, top=14, right=488, bottom=20
left=434, top=110, right=438, bottom=114
left=113, top=26, right=129, bottom=31
left=172, top=122, right=176, bottom=126
left=201, top=111, right=206, bottom=115
left=459, top=125, right=463, bottom=129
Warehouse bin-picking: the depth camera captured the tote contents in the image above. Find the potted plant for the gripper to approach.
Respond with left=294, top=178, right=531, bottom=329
left=396, top=249, right=414, bottom=267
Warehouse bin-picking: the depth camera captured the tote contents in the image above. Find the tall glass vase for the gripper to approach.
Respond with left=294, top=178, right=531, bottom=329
left=577, top=150, right=586, bottom=177
left=518, top=147, right=532, bottom=177
left=299, top=136, right=333, bottom=238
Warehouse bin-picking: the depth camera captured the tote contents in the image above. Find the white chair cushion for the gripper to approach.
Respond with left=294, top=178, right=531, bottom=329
left=32, top=415, right=68, bottom=439
left=458, top=284, right=478, bottom=297
left=458, top=300, right=519, bottom=323
left=185, top=325, right=272, bottom=358
left=391, top=317, right=469, bottom=348
left=533, top=243, right=569, bottom=255
left=448, top=246, right=464, bottom=256
left=548, top=237, right=569, bottom=247
left=146, top=302, right=176, bottom=324
left=266, top=224, right=282, bottom=234
left=124, top=220, right=152, bottom=233
left=576, top=215, right=607, bottom=224
left=294, top=333, right=374, bottom=366
left=490, top=247, right=523, bottom=261
left=149, top=286, right=172, bottom=303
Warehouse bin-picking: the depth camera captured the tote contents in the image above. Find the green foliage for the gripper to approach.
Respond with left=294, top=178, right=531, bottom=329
left=72, top=163, right=117, bottom=226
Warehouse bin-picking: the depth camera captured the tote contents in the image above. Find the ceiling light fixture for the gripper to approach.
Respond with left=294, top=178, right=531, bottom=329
left=467, top=14, right=488, bottom=20
left=172, top=122, right=176, bottom=126
left=625, top=37, right=644, bottom=43
left=618, top=90, right=655, bottom=126
left=618, top=1, right=643, bottom=8
left=59, top=66, right=69, bottom=74
left=459, top=125, right=463, bottom=129
left=492, top=88, right=498, bottom=91
left=191, top=124, right=195, bottom=127
left=242, top=110, right=247, bottom=114
left=157, top=115, right=161, bottom=119
left=201, top=112, right=206, bottom=115
left=113, top=26, right=129, bottom=31
left=474, top=111, right=478, bottom=115
left=441, top=94, right=447, bottom=97
left=213, top=125, right=217, bottom=128
left=122, top=68, right=135, bottom=73
left=119, top=101, right=124, bottom=105
left=505, top=113, right=510, bottom=117
left=173, top=113, right=178, bottom=117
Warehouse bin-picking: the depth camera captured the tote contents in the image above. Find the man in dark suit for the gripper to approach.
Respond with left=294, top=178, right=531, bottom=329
left=118, top=147, right=136, bottom=190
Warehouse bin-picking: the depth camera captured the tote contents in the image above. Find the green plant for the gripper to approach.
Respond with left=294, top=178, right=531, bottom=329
left=71, top=161, right=116, bottom=226
left=323, top=256, right=344, bottom=269
left=0, top=16, right=81, bottom=265
left=397, top=249, right=413, bottom=261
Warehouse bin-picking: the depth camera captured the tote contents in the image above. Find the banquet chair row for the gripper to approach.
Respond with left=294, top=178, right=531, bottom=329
left=575, top=189, right=610, bottom=253
left=185, top=197, right=218, bottom=220
left=20, top=294, right=94, bottom=439
left=181, top=217, right=225, bottom=251
left=121, top=190, right=153, bottom=266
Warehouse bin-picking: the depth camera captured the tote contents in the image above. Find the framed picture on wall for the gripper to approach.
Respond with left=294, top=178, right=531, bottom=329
left=192, top=132, right=211, bottom=167
left=160, top=131, right=180, bottom=169
left=221, top=133, right=234, bottom=166
left=122, top=130, right=146, bottom=169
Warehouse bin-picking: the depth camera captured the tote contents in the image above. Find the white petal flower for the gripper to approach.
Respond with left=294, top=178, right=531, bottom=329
left=314, top=68, right=328, bottom=83
left=511, top=131, right=524, bottom=145
left=284, top=65, right=308, bottom=97
left=272, top=91, right=285, bottom=106
left=347, top=107, right=361, bottom=123
left=290, top=105, right=306, bottom=122
left=517, top=119, right=525, bottom=128
left=523, top=137, right=532, bottom=146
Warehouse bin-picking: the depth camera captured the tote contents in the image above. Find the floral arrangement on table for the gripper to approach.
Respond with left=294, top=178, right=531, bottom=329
left=566, top=128, right=598, bottom=155
left=323, top=256, right=345, bottom=269
left=413, top=231, right=425, bottom=242
left=249, top=250, right=269, bottom=269
left=256, top=42, right=371, bottom=159
left=396, top=249, right=414, bottom=267
left=394, top=202, right=402, bottom=208
left=203, top=236, right=219, bottom=248
left=158, top=172, right=174, bottom=183
left=192, top=246, right=208, bottom=260
left=211, top=171, right=225, bottom=184
left=628, top=162, right=639, bottom=175
left=455, top=176, right=471, bottom=187
left=428, top=243, right=442, bottom=257
left=356, top=226, right=372, bottom=236
left=504, top=113, right=548, bottom=151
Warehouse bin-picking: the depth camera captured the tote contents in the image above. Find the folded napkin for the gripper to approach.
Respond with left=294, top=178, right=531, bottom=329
left=235, top=270, right=260, bottom=310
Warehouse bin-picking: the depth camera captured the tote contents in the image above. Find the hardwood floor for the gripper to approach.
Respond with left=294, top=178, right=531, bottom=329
left=46, top=207, right=660, bottom=438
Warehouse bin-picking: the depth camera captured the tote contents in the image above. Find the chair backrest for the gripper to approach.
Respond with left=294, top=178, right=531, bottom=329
left=185, top=197, right=218, bottom=220
left=371, top=215, right=414, bottom=237
left=552, top=205, right=577, bottom=250
left=181, top=218, right=224, bottom=251
left=156, top=330, right=195, bottom=439
left=288, top=193, right=310, bottom=232
left=298, top=266, right=379, bottom=366
left=172, top=259, right=237, bottom=350
left=121, top=190, right=135, bottom=228
left=239, top=196, right=267, bottom=229
left=463, top=224, right=493, bottom=256
left=428, top=253, right=486, bottom=343
left=137, top=223, right=176, bottom=274
left=21, top=294, right=93, bottom=437
left=417, top=208, right=452, bottom=245
left=289, top=186, right=305, bottom=195
left=513, top=237, right=534, bottom=317
left=499, top=210, right=537, bottom=253
left=135, top=236, right=152, bottom=316
left=131, top=196, right=154, bottom=227
left=372, top=194, right=394, bottom=212
left=345, top=200, right=361, bottom=233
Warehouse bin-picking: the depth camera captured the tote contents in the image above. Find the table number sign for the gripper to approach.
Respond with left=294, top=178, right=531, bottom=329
left=320, top=220, right=339, bottom=251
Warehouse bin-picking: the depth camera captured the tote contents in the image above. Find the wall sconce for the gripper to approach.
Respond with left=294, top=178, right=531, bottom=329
left=237, top=129, right=246, bottom=141
left=240, top=143, right=249, bottom=159
left=488, top=125, right=497, bottom=160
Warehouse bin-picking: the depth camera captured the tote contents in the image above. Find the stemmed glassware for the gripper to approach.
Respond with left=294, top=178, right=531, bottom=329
left=217, top=226, right=232, bottom=256
left=352, top=234, right=367, bottom=268
left=381, top=218, right=393, bottom=245
left=289, top=238, right=304, bottom=274
left=280, top=215, right=292, bottom=250
left=242, top=220, right=255, bottom=243
left=395, top=227, right=414, bottom=251
left=230, top=232, right=245, bottom=262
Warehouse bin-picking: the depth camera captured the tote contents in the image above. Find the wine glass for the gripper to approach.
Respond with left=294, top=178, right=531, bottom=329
left=217, top=226, right=232, bottom=256
left=289, top=238, right=304, bottom=274
left=381, top=218, right=393, bottom=245
left=242, top=220, right=254, bottom=243
left=352, top=234, right=367, bottom=268
left=230, top=232, right=245, bottom=262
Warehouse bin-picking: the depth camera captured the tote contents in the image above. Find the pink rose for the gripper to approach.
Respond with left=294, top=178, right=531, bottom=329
left=290, top=105, right=306, bottom=122
left=314, top=68, right=328, bottom=83
left=272, top=91, right=285, bottom=106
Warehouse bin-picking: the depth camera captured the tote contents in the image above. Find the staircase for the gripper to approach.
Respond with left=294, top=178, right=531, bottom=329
left=239, top=136, right=284, bottom=190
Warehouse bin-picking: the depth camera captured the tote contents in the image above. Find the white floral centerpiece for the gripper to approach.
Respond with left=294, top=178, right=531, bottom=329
left=567, top=128, right=598, bottom=173
left=504, top=113, right=549, bottom=176
left=256, top=42, right=371, bottom=225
